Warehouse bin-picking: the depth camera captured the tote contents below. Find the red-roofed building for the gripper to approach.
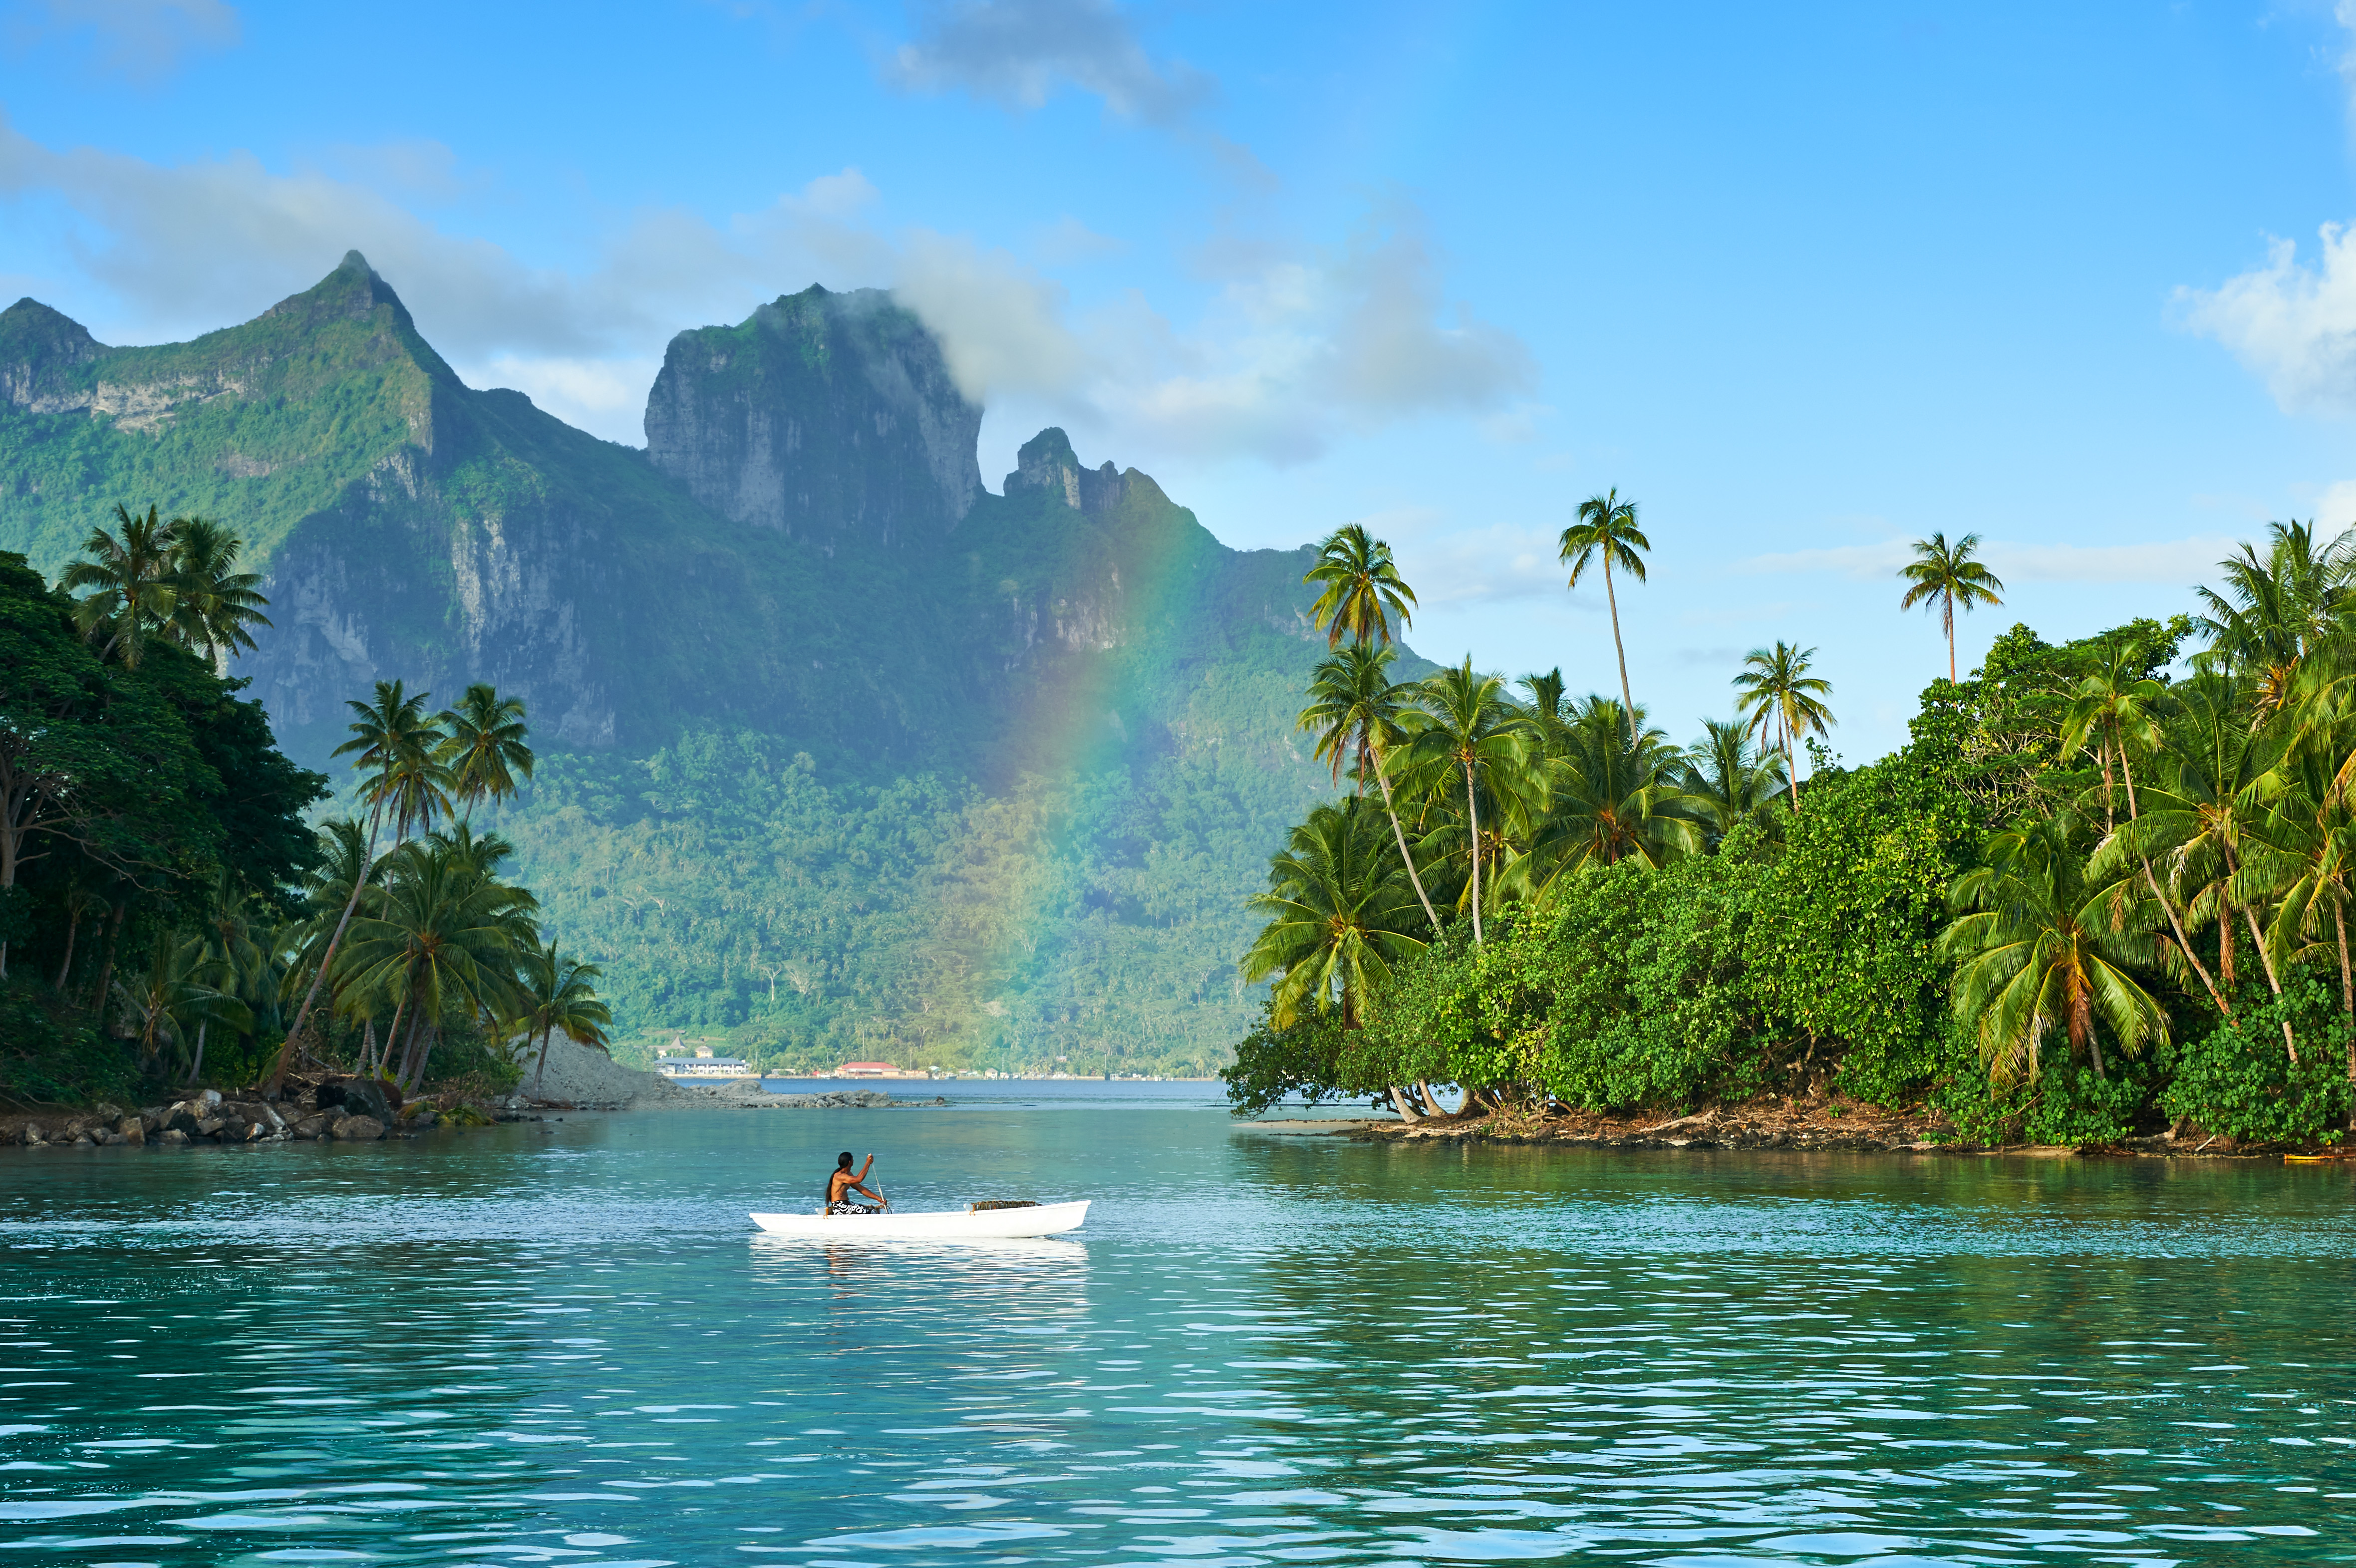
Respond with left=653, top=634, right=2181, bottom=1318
left=839, top=1061, right=899, bottom=1077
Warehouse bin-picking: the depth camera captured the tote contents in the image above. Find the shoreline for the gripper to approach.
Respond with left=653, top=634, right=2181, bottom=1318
left=1236, top=1103, right=2348, bottom=1160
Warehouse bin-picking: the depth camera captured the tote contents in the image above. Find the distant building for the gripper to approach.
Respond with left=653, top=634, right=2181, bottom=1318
left=839, top=1061, right=910, bottom=1078
left=655, top=1048, right=755, bottom=1080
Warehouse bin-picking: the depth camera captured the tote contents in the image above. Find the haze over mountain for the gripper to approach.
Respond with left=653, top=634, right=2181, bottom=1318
left=0, top=253, right=1397, bottom=1072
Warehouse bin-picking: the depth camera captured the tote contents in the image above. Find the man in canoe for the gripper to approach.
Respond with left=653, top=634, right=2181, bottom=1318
left=826, top=1151, right=888, bottom=1213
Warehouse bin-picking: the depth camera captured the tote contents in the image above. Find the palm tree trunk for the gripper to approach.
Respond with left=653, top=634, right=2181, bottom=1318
left=1603, top=558, right=1637, bottom=745
left=379, top=994, right=408, bottom=1080
left=1945, top=594, right=1956, bottom=685
left=91, top=900, right=125, bottom=1021
left=1465, top=760, right=1484, bottom=944
left=2336, top=900, right=2353, bottom=1027
left=186, top=1020, right=208, bottom=1086
left=2240, top=903, right=2299, bottom=1064
left=268, top=807, right=382, bottom=1094
left=1388, top=1085, right=1423, bottom=1122
left=1370, top=749, right=1439, bottom=933
left=1783, top=720, right=1799, bottom=811
left=53, top=908, right=80, bottom=991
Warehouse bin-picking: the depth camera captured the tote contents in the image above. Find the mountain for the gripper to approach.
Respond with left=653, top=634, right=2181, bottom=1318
left=0, top=255, right=1390, bottom=1072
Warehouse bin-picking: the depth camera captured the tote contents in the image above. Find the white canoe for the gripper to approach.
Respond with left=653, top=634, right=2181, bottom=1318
left=748, top=1200, right=1090, bottom=1240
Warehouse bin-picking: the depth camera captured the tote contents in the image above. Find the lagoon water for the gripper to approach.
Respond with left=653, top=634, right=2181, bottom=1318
left=2, top=1083, right=2353, bottom=1567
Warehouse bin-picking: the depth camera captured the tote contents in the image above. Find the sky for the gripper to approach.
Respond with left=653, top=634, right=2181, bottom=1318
left=6, top=1, right=2356, bottom=762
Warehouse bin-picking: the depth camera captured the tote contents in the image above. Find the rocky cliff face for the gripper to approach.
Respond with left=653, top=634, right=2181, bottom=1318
left=643, top=285, right=983, bottom=548
left=0, top=255, right=1345, bottom=779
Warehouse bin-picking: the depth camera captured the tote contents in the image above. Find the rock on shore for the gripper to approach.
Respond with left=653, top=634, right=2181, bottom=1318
left=0, top=1083, right=399, bottom=1148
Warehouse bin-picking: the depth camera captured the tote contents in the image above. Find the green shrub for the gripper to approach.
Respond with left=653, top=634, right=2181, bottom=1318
left=2163, top=980, right=2352, bottom=1147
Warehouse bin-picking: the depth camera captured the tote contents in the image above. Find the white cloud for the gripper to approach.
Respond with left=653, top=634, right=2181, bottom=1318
left=4, top=0, right=237, bottom=78
left=0, top=118, right=1534, bottom=458
left=2173, top=223, right=2356, bottom=413
left=886, top=0, right=1210, bottom=126
left=1739, top=534, right=2250, bottom=585
left=1356, top=507, right=1566, bottom=608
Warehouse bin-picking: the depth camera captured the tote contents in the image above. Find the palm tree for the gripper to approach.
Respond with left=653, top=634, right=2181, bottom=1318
left=2108, top=673, right=2300, bottom=1060
left=338, top=836, right=538, bottom=1092
left=438, top=684, right=535, bottom=823
left=1558, top=490, right=1649, bottom=741
left=1732, top=642, right=1835, bottom=810
left=2242, top=751, right=2356, bottom=1039
left=164, top=518, right=271, bottom=672
left=1898, top=531, right=2006, bottom=684
left=1680, top=717, right=1789, bottom=848
left=518, top=938, right=614, bottom=1093
left=114, top=932, right=250, bottom=1079
left=61, top=503, right=180, bottom=668
left=1516, top=669, right=1575, bottom=759
left=1941, top=814, right=2169, bottom=1084
left=2064, top=645, right=2230, bottom=1018
left=1305, top=523, right=1417, bottom=649
left=1297, top=644, right=1440, bottom=931
left=1515, top=696, right=1699, bottom=886
left=2194, top=521, right=2356, bottom=716
left=1240, top=798, right=1427, bottom=1029
left=1397, top=660, right=1532, bottom=942
left=267, top=682, right=453, bottom=1092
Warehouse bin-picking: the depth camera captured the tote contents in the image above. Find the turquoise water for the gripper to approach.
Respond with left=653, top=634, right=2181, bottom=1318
left=2, top=1087, right=2354, bottom=1567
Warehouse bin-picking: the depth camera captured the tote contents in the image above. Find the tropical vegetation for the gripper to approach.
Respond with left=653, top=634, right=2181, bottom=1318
left=1, top=509, right=608, bottom=1104
left=1225, top=511, right=2356, bottom=1148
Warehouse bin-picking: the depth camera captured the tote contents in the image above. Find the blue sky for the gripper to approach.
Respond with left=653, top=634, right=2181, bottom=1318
left=6, top=1, right=2356, bottom=761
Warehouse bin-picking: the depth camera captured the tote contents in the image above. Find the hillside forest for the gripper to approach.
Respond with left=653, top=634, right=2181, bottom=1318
left=1227, top=512, right=2356, bottom=1148
left=0, top=511, right=610, bottom=1105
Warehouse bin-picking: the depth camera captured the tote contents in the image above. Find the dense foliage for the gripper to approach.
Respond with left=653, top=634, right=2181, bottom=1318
left=1, top=513, right=611, bottom=1105
left=1227, top=520, right=2356, bottom=1149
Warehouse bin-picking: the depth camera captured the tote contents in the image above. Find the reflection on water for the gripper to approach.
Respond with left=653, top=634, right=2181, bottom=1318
left=0, top=1105, right=2351, bottom=1566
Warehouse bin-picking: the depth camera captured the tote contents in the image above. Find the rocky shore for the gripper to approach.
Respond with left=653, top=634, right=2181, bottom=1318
left=0, top=1074, right=508, bottom=1148
left=1350, top=1100, right=2336, bottom=1158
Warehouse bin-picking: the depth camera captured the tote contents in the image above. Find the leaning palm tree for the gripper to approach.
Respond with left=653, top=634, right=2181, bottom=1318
left=1558, top=490, right=1649, bottom=741
left=1396, top=660, right=1532, bottom=942
left=164, top=517, right=271, bottom=672
left=1940, top=813, right=2168, bottom=1084
left=1305, top=523, right=1417, bottom=649
left=61, top=503, right=180, bottom=668
left=517, top=938, right=615, bottom=1092
left=1240, top=798, right=1427, bottom=1029
left=1297, top=644, right=1440, bottom=931
left=267, top=682, right=453, bottom=1092
left=1732, top=642, right=1835, bottom=810
left=1898, top=531, right=2006, bottom=684
left=438, top=684, right=534, bottom=824
left=2242, top=751, right=2356, bottom=1044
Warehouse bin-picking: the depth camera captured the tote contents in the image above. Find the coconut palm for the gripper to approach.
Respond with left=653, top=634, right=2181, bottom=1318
left=1515, top=669, right=1575, bottom=759
left=1558, top=490, right=1649, bottom=741
left=1297, top=644, right=1440, bottom=931
left=1396, top=660, right=1533, bottom=942
left=1680, top=717, right=1789, bottom=848
left=337, top=836, right=538, bottom=1092
left=164, top=517, right=271, bottom=672
left=114, top=932, right=250, bottom=1079
left=2107, top=672, right=2300, bottom=1060
left=1515, top=696, right=1698, bottom=885
left=2242, top=751, right=2356, bottom=1039
left=61, top=503, right=180, bottom=668
left=1898, top=531, right=2006, bottom=684
left=438, top=684, right=535, bottom=824
left=2064, top=646, right=2230, bottom=1018
left=2194, top=521, right=2355, bottom=715
left=1732, top=642, right=1835, bottom=810
left=1941, top=814, right=2169, bottom=1084
left=268, top=682, right=453, bottom=1091
left=1305, top=524, right=1417, bottom=649
left=1241, top=798, right=1427, bottom=1029
left=518, top=937, right=614, bottom=1092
